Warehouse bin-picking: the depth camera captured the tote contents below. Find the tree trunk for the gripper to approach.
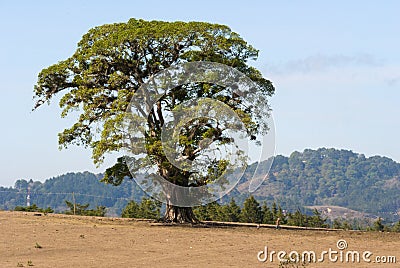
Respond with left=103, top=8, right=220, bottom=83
left=162, top=204, right=199, bottom=223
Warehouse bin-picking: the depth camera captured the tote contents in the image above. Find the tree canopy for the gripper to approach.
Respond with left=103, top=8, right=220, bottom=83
left=33, top=19, right=275, bottom=222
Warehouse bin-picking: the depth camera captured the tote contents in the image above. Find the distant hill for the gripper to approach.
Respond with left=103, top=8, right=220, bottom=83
left=1, top=148, right=399, bottom=221
left=231, top=148, right=400, bottom=222
left=0, top=172, right=146, bottom=216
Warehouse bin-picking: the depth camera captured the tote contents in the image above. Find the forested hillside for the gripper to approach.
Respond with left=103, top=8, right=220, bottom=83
left=0, top=172, right=146, bottom=216
left=1, top=148, right=399, bottom=221
left=233, top=148, right=400, bottom=221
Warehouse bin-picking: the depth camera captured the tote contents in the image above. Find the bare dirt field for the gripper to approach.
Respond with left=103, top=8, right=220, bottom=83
left=0, top=211, right=398, bottom=268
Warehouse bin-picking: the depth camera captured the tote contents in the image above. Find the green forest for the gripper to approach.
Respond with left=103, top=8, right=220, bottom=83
left=1, top=148, right=399, bottom=222
left=241, top=148, right=400, bottom=222
left=0, top=172, right=145, bottom=216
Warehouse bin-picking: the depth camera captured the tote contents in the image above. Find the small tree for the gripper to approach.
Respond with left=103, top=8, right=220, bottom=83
left=332, top=218, right=343, bottom=229
left=121, top=198, right=161, bottom=219
left=86, top=206, right=107, bottom=217
left=138, top=198, right=162, bottom=219
left=308, top=209, right=327, bottom=228
left=224, top=198, right=241, bottom=222
left=341, top=220, right=352, bottom=231
left=277, top=205, right=287, bottom=224
left=65, top=200, right=106, bottom=216
left=372, top=217, right=384, bottom=232
left=65, top=200, right=89, bottom=215
left=240, top=195, right=262, bottom=223
left=193, top=202, right=223, bottom=221
left=121, top=200, right=140, bottom=218
left=14, top=204, right=54, bottom=214
left=271, top=202, right=278, bottom=220
left=392, top=221, right=400, bottom=232
left=261, top=202, right=274, bottom=224
left=287, top=209, right=307, bottom=227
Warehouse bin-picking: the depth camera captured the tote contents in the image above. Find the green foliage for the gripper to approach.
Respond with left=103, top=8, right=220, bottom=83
left=64, top=200, right=106, bottom=217
left=121, top=201, right=140, bottom=218
left=222, top=198, right=241, bottom=222
left=14, top=204, right=54, bottom=214
left=392, top=221, right=400, bottom=232
left=277, top=205, right=287, bottom=224
left=287, top=209, right=308, bottom=227
left=138, top=198, right=161, bottom=219
left=372, top=217, right=384, bottom=231
left=332, top=218, right=343, bottom=229
left=341, top=220, right=352, bottom=231
left=285, top=209, right=328, bottom=228
left=239, top=195, right=262, bottom=223
left=33, top=18, right=274, bottom=194
left=121, top=197, right=161, bottom=219
left=193, top=202, right=222, bottom=221
left=194, top=197, right=330, bottom=229
left=194, top=199, right=242, bottom=222
left=271, top=202, right=278, bottom=219
left=192, top=205, right=207, bottom=221
left=261, top=202, right=274, bottom=224
left=307, top=209, right=328, bottom=228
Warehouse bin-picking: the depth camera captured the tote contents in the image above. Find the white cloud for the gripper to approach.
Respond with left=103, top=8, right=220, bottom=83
left=265, top=54, right=383, bottom=75
left=262, top=55, right=400, bottom=90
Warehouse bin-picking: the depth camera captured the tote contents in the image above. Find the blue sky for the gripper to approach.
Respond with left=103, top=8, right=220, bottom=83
left=0, top=1, right=399, bottom=186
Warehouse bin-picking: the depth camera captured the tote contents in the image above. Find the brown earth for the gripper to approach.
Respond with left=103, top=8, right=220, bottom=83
left=0, top=211, right=398, bottom=268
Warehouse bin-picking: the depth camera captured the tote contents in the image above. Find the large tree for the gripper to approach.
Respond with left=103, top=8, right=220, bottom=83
left=33, top=19, right=275, bottom=223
